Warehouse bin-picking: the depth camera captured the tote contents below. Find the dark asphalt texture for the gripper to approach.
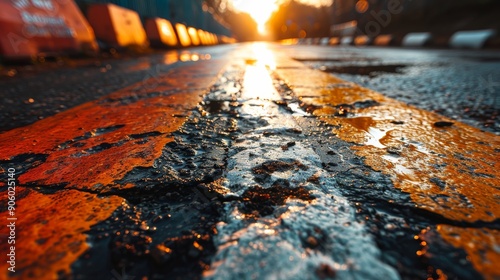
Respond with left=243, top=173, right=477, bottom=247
left=70, top=58, right=481, bottom=279
left=1, top=45, right=499, bottom=134
left=1, top=43, right=499, bottom=279
left=0, top=45, right=237, bottom=132
left=281, top=45, right=500, bottom=134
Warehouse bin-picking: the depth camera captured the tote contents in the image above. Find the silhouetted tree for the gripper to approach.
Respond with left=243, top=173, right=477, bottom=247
left=225, top=11, right=259, bottom=41
left=268, top=0, right=332, bottom=40
left=204, top=0, right=259, bottom=41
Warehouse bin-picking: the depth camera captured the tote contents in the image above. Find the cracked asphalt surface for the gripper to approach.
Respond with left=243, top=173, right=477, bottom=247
left=0, top=43, right=499, bottom=280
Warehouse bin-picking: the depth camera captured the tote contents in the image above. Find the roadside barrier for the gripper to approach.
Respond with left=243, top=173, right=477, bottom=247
left=145, top=18, right=178, bottom=48
left=87, top=4, right=148, bottom=49
left=0, top=0, right=97, bottom=59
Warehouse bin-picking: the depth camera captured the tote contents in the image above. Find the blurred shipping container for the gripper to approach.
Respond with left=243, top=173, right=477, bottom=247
left=75, top=0, right=231, bottom=37
left=145, top=17, right=178, bottom=47
left=0, top=0, right=98, bottom=59
left=87, top=3, right=148, bottom=48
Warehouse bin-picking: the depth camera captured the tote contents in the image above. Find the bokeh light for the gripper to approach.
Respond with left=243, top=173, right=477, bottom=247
left=355, top=0, right=369, bottom=13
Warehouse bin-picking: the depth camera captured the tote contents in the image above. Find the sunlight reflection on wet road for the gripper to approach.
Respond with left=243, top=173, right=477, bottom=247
left=0, top=42, right=498, bottom=280
left=207, top=43, right=399, bottom=280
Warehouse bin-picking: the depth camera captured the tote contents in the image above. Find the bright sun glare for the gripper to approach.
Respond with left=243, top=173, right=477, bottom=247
left=232, top=0, right=279, bottom=34
left=231, top=0, right=333, bottom=34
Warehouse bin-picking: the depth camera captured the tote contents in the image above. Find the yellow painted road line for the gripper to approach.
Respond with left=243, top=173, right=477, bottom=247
left=273, top=54, right=500, bottom=280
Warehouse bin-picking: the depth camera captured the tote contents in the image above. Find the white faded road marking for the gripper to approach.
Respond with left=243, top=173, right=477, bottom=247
left=206, top=44, right=400, bottom=280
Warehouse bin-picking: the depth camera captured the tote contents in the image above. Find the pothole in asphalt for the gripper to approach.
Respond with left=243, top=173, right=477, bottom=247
left=320, top=64, right=409, bottom=77
left=252, top=159, right=310, bottom=184
left=204, top=100, right=231, bottom=114
left=240, top=185, right=314, bottom=217
left=252, top=159, right=308, bottom=174
left=293, top=57, right=379, bottom=63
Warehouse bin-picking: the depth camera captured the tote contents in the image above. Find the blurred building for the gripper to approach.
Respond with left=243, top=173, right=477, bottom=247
left=74, top=0, right=231, bottom=36
left=331, top=0, right=500, bottom=35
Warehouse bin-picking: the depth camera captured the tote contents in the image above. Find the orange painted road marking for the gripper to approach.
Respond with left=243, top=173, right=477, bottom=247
left=0, top=59, right=226, bottom=192
left=437, top=225, right=500, bottom=280
left=0, top=57, right=228, bottom=279
left=0, top=43, right=498, bottom=279
left=0, top=187, right=124, bottom=280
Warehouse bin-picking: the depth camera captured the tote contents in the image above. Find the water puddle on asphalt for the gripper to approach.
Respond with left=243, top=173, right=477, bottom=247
left=365, top=127, right=387, bottom=149
left=342, top=117, right=389, bottom=149
left=125, top=51, right=212, bottom=72
left=313, top=114, right=390, bottom=149
left=288, top=102, right=311, bottom=116
left=381, top=154, right=424, bottom=190
left=162, top=51, right=180, bottom=64
left=124, top=60, right=152, bottom=72
left=124, top=51, right=183, bottom=72
left=204, top=100, right=231, bottom=114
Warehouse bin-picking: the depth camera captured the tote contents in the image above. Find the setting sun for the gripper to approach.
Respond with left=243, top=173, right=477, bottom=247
left=232, top=0, right=279, bottom=34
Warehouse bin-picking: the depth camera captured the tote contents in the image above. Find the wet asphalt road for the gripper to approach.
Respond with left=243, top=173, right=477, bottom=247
left=0, top=43, right=499, bottom=280
left=1, top=44, right=499, bottom=134
left=277, top=45, right=500, bottom=134
left=0, top=45, right=235, bottom=132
